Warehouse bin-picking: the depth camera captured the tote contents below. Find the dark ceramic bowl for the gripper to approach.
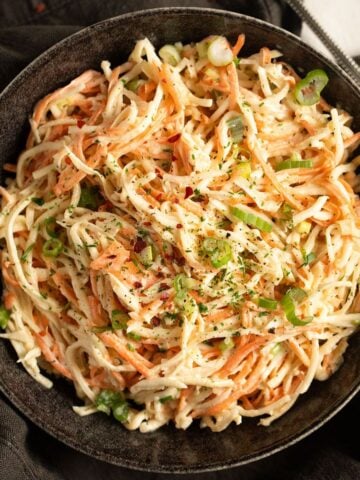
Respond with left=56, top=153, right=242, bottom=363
left=0, top=7, right=359, bottom=474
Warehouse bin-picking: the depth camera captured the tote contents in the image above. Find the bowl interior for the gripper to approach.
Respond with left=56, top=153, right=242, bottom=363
left=0, top=8, right=359, bottom=473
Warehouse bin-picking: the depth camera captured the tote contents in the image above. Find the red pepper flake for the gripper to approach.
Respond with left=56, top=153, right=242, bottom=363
left=151, top=316, right=161, bottom=326
left=155, top=168, right=163, bottom=179
left=143, top=221, right=151, bottom=226
left=155, top=193, right=163, bottom=201
left=171, top=154, right=178, bottom=162
left=159, top=283, right=168, bottom=291
left=173, top=247, right=186, bottom=266
left=176, top=224, right=183, bottom=229
left=160, top=291, right=170, bottom=301
left=77, top=119, right=85, bottom=129
left=34, top=2, right=46, bottom=13
left=174, top=198, right=179, bottom=204
left=134, top=281, right=142, bottom=289
left=168, top=133, right=181, bottom=143
left=134, top=238, right=147, bottom=253
left=184, top=186, right=193, bottom=199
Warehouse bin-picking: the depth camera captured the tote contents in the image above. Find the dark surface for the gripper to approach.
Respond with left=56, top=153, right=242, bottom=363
left=0, top=2, right=359, bottom=479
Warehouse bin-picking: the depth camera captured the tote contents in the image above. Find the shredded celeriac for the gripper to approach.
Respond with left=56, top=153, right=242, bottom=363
left=0, top=35, right=360, bottom=433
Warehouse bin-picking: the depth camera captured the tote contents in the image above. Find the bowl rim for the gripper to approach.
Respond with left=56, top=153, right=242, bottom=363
left=0, top=6, right=359, bottom=474
left=1, top=6, right=359, bottom=101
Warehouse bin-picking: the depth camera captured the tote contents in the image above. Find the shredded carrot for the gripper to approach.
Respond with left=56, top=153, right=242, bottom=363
left=3, top=163, right=17, bottom=173
left=138, top=81, right=157, bottom=101
left=217, top=336, right=266, bottom=378
left=232, top=34, right=245, bottom=56
left=100, top=331, right=153, bottom=377
left=2, top=262, right=19, bottom=287
left=260, top=47, right=271, bottom=65
left=90, top=241, right=129, bottom=271
left=52, top=272, right=78, bottom=304
left=88, top=295, right=108, bottom=327
left=160, top=64, right=182, bottom=111
left=34, top=332, right=72, bottom=379
left=3, top=291, right=15, bottom=310
left=177, top=387, right=193, bottom=414
left=206, top=306, right=234, bottom=323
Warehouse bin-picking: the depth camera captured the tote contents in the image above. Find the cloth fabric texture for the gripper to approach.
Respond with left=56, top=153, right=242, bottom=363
left=0, top=1, right=358, bottom=479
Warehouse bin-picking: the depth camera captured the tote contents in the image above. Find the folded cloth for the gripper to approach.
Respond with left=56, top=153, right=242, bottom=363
left=0, top=1, right=358, bottom=480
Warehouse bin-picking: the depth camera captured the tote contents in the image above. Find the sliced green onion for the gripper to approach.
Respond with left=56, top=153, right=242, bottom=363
left=21, top=243, right=34, bottom=262
left=287, top=287, right=307, bottom=302
left=196, top=38, right=212, bottom=58
left=280, top=288, right=312, bottom=326
left=204, top=67, right=219, bottom=81
left=231, top=207, right=273, bottom=233
left=159, top=45, right=181, bottom=66
left=275, top=158, right=313, bottom=171
left=173, top=274, right=198, bottom=316
left=44, top=216, right=58, bottom=238
left=0, top=306, right=10, bottom=329
left=219, top=337, right=235, bottom=352
left=92, top=326, right=112, bottom=334
left=127, top=331, right=142, bottom=341
left=78, top=185, right=103, bottom=210
left=227, top=115, right=244, bottom=143
left=281, top=202, right=293, bottom=221
left=258, top=297, right=278, bottom=310
left=294, top=69, right=329, bottom=106
left=270, top=343, right=283, bottom=356
left=174, top=274, right=187, bottom=295
left=42, top=238, right=63, bottom=257
left=138, top=244, right=155, bottom=267
left=301, top=250, right=316, bottom=266
left=31, top=197, right=44, bottom=206
left=159, top=395, right=173, bottom=404
left=112, top=400, right=129, bottom=423
left=196, top=42, right=208, bottom=59
left=111, top=309, right=129, bottom=330
left=236, top=161, right=251, bottom=179
left=207, top=36, right=233, bottom=67
left=95, top=389, right=124, bottom=416
left=174, top=274, right=197, bottom=295
left=126, top=78, right=141, bottom=92
left=233, top=144, right=252, bottom=162
left=202, top=237, right=232, bottom=268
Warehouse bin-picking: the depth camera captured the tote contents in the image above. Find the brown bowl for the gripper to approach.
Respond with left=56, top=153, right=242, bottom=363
left=0, top=7, right=359, bottom=473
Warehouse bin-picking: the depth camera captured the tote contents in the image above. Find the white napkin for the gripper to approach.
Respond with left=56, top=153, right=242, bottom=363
left=301, top=0, right=360, bottom=59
